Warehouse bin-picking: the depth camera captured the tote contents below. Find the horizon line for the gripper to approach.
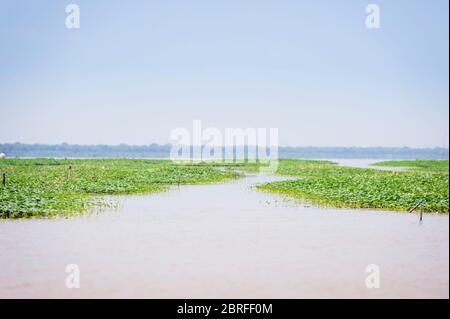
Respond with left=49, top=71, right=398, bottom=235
left=0, top=142, right=448, bottom=150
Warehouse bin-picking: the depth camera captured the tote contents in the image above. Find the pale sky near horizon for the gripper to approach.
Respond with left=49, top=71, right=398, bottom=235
left=0, top=0, right=448, bottom=147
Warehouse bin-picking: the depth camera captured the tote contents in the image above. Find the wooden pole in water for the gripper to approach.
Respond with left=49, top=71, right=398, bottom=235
left=420, top=202, right=423, bottom=223
left=408, top=200, right=424, bottom=223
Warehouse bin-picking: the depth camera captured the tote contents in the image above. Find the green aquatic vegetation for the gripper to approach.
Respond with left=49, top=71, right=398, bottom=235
left=257, top=159, right=449, bottom=213
left=2, top=158, right=448, bottom=217
left=0, top=158, right=241, bottom=218
left=371, top=160, right=449, bottom=172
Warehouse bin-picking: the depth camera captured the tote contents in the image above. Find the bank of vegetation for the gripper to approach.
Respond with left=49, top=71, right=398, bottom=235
left=1, top=158, right=448, bottom=218
left=257, top=159, right=449, bottom=213
left=0, top=158, right=241, bottom=218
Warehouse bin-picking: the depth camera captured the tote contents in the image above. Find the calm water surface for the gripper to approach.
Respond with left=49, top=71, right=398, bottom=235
left=0, top=165, right=448, bottom=298
left=325, top=158, right=406, bottom=171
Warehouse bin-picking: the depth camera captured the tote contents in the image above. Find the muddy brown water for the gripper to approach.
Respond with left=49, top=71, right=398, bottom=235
left=0, top=161, right=448, bottom=298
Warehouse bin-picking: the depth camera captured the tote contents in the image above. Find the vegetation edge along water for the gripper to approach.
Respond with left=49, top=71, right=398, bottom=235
left=370, top=159, right=449, bottom=172
left=256, top=159, right=449, bottom=213
left=0, top=158, right=448, bottom=218
left=0, top=158, right=250, bottom=219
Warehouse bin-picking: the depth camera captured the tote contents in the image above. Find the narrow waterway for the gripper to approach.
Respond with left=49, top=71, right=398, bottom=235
left=0, top=166, right=448, bottom=298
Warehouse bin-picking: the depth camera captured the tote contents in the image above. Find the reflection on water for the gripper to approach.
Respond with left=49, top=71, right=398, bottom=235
left=0, top=172, right=448, bottom=298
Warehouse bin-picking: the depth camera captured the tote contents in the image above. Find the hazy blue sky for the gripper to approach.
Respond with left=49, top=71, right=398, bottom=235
left=0, top=0, right=448, bottom=147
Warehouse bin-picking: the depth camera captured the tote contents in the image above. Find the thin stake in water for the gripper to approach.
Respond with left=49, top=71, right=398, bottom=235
left=409, top=200, right=425, bottom=223
left=420, top=202, right=424, bottom=223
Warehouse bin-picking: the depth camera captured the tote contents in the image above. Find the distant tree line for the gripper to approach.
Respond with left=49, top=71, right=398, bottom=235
left=278, top=146, right=449, bottom=159
left=0, top=143, right=448, bottom=159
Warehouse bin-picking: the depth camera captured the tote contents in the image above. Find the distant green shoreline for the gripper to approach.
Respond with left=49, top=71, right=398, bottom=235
left=371, top=160, right=449, bottom=172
